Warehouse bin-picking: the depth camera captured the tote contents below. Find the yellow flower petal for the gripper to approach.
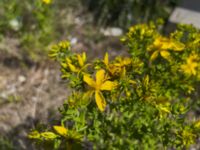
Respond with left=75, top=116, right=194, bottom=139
left=77, top=52, right=86, bottom=67
left=95, top=91, right=106, bottom=111
left=82, top=52, right=86, bottom=63
left=181, top=129, right=196, bottom=147
left=159, top=106, right=170, bottom=113
left=143, top=75, right=149, bottom=88
left=187, top=54, right=199, bottom=63
left=41, top=132, right=57, bottom=140
left=160, top=50, right=171, bottom=61
left=181, top=64, right=191, bottom=75
left=150, top=51, right=159, bottom=61
left=83, top=75, right=96, bottom=88
left=114, top=63, right=121, bottom=67
left=108, top=64, right=121, bottom=76
left=96, top=69, right=106, bottom=85
left=171, top=41, right=185, bottom=51
left=104, top=52, right=109, bottom=66
left=42, top=0, right=51, bottom=4
left=194, top=120, right=200, bottom=129
left=77, top=54, right=84, bottom=67
left=28, top=131, right=41, bottom=139
left=123, top=57, right=132, bottom=65
left=100, top=81, right=117, bottom=91
left=154, top=36, right=168, bottom=49
left=181, top=55, right=198, bottom=76
left=121, top=67, right=126, bottom=77
left=53, top=126, right=68, bottom=137
left=68, top=63, right=79, bottom=72
left=129, top=80, right=137, bottom=85
left=66, top=58, right=72, bottom=64
left=191, top=64, right=198, bottom=75
left=59, top=41, right=70, bottom=49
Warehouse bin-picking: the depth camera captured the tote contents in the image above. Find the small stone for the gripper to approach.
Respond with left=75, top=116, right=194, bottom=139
left=70, top=37, right=78, bottom=45
left=169, top=0, right=200, bottom=29
left=100, top=27, right=123, bottom=36
left=18, top=75, right=26, bottom=83
left=9, top=18, right=21, bottom=31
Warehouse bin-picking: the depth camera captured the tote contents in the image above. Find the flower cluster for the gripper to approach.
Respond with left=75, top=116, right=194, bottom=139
left=29, top=23, right=200, bottom=149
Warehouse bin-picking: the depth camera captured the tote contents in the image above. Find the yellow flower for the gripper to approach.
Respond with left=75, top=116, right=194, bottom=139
left=53, top=126, right=68, bottom=137
left=28, top=130, right=41, bottom=139
left=181, top=54, right=199, bottom=76
left=83, top=69, right=117, bottom=111
left=153, top=97, right=171, bottom=118
left=42, top=0, right=52, bottom=4
left=28, top=131, right=57, bottom=140
left=53, top=125, right=82, bottom=141
left=40, top=132, right=57, bottom=140
left=148, top=36, right=185, bottom=61
left=194, top=120, right=200, bottom=129
left=143, top=75, right=149, bottom=90
left=68, top=92, right=91, bottom=108
left=58, top=41, right=70, bottom=49
left=181, top=129, right=196, bottom=147
left=127, top=24, right=155, bottom=39
left=65, top=52, right=87, bottom=73
left=103, top=52, right=109, bottom=67
left=156, top=103, right=171, bottom=119
left=49, top=41, right=70, bottom=59
left=103, top=53, right=132, bottom=77
left=77, top=52, right=86, bottom=67
left=114, top=57, right=132, bottom=67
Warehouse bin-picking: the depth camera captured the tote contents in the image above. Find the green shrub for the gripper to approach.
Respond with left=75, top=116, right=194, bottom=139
left=29, top=22, right=200, bottom=149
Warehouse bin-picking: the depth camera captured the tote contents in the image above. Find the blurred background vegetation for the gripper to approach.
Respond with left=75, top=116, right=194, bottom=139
left=0, top=0, right=180, bottom=62
left=82, top=0, right=179, bottom=29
